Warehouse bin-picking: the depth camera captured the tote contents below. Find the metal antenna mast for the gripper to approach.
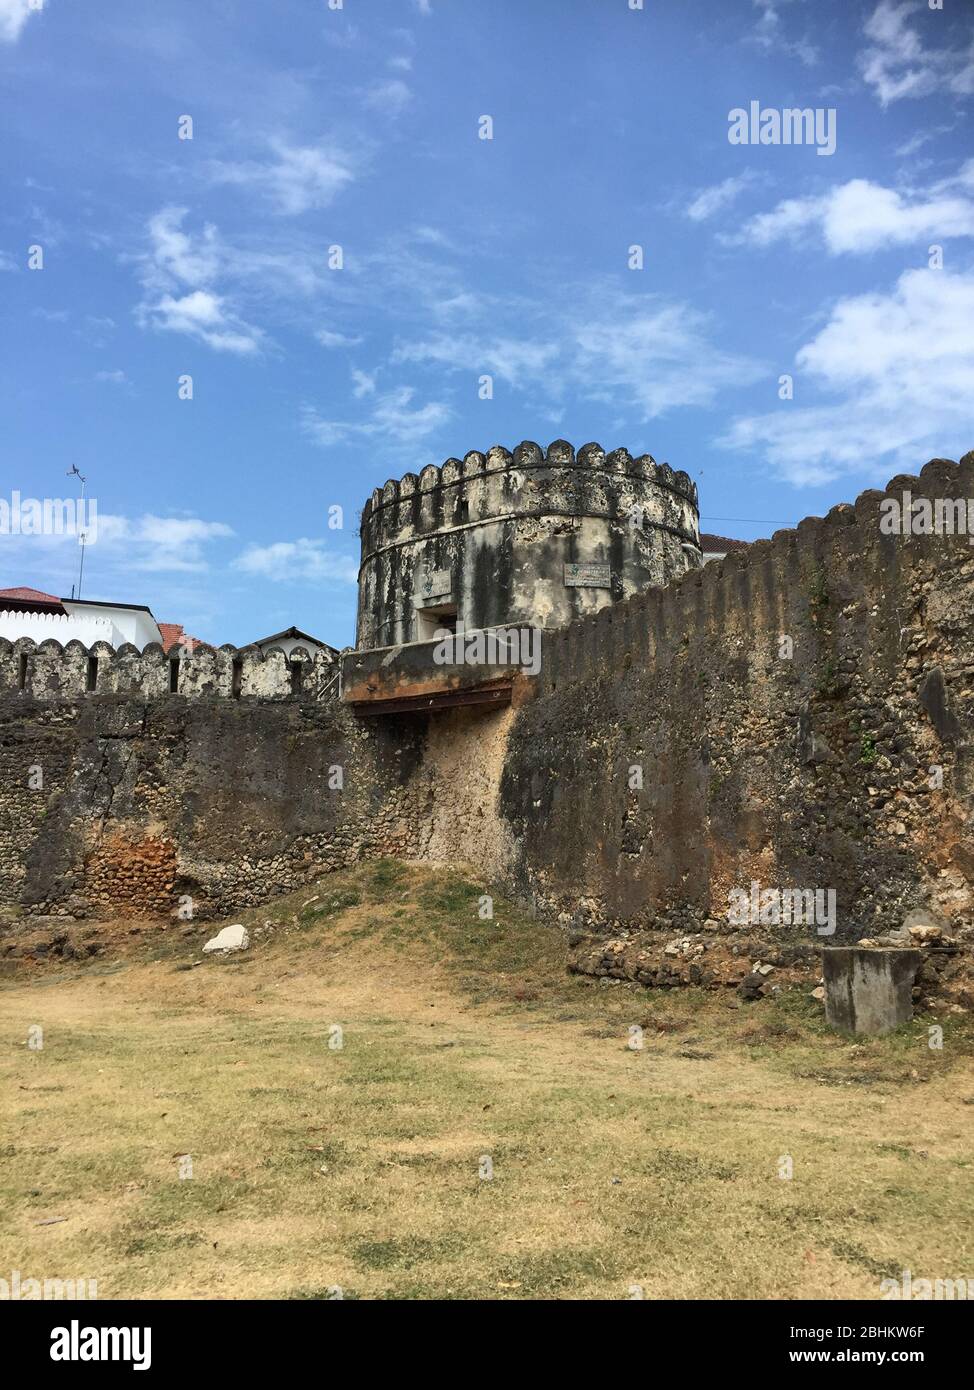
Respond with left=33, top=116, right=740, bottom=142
left=66, top=465, right=87, bottom=600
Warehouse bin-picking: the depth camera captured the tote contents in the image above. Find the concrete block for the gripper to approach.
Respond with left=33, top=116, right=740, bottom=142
left=823, top=947, right=922, bottom=1035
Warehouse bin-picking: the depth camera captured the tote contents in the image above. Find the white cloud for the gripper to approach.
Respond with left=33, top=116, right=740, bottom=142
left=859, top=0, right=974, bottom=106
left=351, top=368, right=376, bottom=397
left=393, top=290, right=762, bottom=420
left=735, top=166, right=974, bottom=252
left=144, top=206, right=221, bottom=287
left=0, top=0, right=45, bottom=45
left=0, top=250, right=17, bottom=272
left=209, top=138, right=357, bottom=215
left=720, top=265, right=974, bottom=485
left=363, top=79, right=412, bottom=117
left=316, top=328, right=363, bottom=348
left=143, top=288, right=263, bottom=355
left=95, top=369, right=127, bottom=384
left=413, top=0, right=432, bottom=14
left=896, top=124, right=955, bottom=159
left=572, top=303, right=764, bottom=418
left=748, top=0, right=818, bottom=67
left=135, top=209, right=264, bottom=353
left=301, top=386, right=451, bottom=447
left=92, top=514, right=235, bottom=572
left=1, top=510, right=233, bottom=576
left=393, top=333, right=558, bottom=386
left=686, top=173, right=760, bottom=222
left=235, top=539, right=358, bottom=585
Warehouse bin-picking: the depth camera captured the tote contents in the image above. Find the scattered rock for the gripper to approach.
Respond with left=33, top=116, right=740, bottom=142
left=202, top=924, right=249, bottom=953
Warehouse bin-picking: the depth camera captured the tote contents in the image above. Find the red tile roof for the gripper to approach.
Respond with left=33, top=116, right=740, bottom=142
left=699, top=533, right=750, bottom=552
left=158, top=622, right=203, bottom=653
left=0, top=586, right=63, bottom=605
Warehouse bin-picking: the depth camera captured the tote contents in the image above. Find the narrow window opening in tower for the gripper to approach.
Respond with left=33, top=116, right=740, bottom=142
left=416, top=604, right=457, bottom=642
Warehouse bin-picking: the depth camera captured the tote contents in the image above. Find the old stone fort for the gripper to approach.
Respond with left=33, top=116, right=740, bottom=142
left=2, top=439, right=973, bottom=1004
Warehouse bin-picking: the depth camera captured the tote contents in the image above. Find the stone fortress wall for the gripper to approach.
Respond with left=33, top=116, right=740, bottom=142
left=355, top=439, right=700, bottom=649
left=0, top=637, right=339, bottom=702
left=501, top=453, right=974, bottom=947
left=2, top=447, right=973, bottom=1005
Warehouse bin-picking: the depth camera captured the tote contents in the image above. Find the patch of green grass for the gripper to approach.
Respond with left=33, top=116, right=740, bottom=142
left=124, top=1230, right=205, bottom=1256
left=353, top=1234, right=468, bottom=1271
left=298, top=889, right=360, bottom=927
left=643, top=1147, right=739, bottom=1183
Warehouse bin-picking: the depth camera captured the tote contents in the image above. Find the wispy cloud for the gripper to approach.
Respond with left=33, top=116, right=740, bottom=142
left=896, top=124, right=955, bottom=159
left=720, top=264, right=974, bottom=485
left=142, top=288, right=263, bottom=355
left=859, top=0, right=974, bottom=106
left=207, top=137, right=358, bottom=216
left=235, top=539, right=358, bottom=585
left=686, top=172, right=762, bottom=222
left=362, top=79, right=412, bottom=117
left=747, top=0, right=818, bottom=68
left=392, top=333, right=558, bottom=386
left=351, top=368, right=376, bottom=397
left=134, top=208, right=264, bottom=354
left=0, top=510, right=234, bottom=576
left=97, top=514, right=235, bottom=572
left=733, top=163, right=974, bottom=253
left=391, top=286, right=763, bottom=421
left=301, top=386, right=451, bottom=447
left=316, top=327, right=363, bottom=348
left=0, top=0, right=45, bottom=45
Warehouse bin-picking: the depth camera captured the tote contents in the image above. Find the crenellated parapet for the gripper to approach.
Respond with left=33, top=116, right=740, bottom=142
left=356, top=439, right=700, bottom=649
left=537, top=453, right=974, bottom=696
left=0, top=636, right=341, bottom=703
left=359, top=439, right=697, bottom=553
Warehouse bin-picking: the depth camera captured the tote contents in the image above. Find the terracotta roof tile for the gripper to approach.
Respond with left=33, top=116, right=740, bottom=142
left=0, top=586, right=63, bottom=605
left=158, top=622, right=203, bottom=653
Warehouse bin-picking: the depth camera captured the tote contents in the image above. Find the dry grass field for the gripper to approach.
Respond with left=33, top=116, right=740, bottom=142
left=2, top=860, right=973, bottom=1300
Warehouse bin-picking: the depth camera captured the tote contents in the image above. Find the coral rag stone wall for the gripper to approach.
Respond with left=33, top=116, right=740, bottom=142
left=0, top=637, right=338, bottom=702
left=3, top=449, right=974, bottom=1001
left=0, top=677, right=424, bottom=919
left=499, top=454, right=974, bottom=952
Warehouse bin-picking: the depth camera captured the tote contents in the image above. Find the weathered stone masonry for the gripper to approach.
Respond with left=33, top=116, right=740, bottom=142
left=501, top=454, right=974, bottom=947
left=2, top=453, right=974, bottom=990
left=357, top=440, right=699, bottom=648
left=0, top=643, right=426, bottom=917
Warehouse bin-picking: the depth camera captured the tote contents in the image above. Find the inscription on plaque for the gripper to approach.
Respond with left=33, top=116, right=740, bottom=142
left=416, top=568, right=453, bottom=605
left=564, top=562, right=612, bottom=588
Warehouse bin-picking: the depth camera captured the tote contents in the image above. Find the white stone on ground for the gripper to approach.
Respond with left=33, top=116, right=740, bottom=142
left=202, top=923, right=249, bottom=953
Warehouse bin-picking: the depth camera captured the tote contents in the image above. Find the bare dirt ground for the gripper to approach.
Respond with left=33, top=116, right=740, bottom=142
left=2, top=861, right=972, bottom=1300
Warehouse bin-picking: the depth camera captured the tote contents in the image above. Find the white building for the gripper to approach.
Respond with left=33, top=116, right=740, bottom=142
left=0, top=586, right=168, bottom=650
left=250, top=626, right=339, bottom=661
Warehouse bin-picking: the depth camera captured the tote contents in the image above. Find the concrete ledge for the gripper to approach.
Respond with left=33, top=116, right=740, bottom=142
left=823, top=947, right=923, bottom=1035
left=341, top=634, right=527, bottom=711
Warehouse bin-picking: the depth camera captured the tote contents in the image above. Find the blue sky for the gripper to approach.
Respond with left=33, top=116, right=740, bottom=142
left=2, top=0, right=973, bottom=648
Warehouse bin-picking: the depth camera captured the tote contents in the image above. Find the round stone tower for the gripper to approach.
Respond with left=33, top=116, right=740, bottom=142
left=356, top=439, right=699, bottom=649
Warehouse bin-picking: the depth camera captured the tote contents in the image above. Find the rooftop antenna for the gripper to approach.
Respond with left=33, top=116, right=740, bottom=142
left=67, top=465, right=87, bottom=600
